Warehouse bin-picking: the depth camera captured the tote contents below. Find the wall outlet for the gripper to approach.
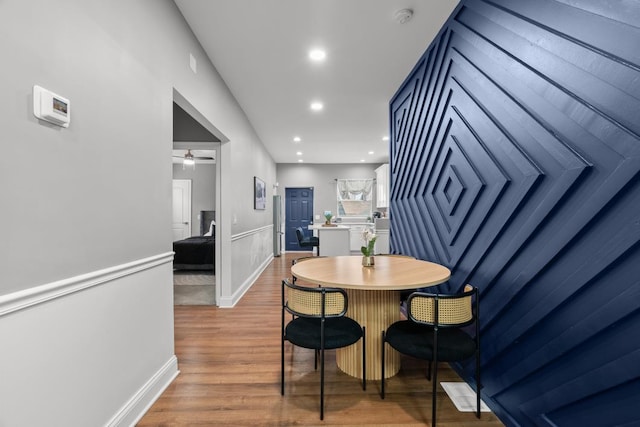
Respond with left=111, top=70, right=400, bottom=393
left=315, top=215, right=320, bottom=220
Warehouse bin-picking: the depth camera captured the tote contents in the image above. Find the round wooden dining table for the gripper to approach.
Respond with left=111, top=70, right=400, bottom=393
left=290, top=255, right=451, bottom=380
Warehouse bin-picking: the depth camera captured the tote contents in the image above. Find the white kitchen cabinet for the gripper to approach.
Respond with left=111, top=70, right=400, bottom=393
left=374, top=229, right=390, bottom=254
left=349, top=225, right=366, bottom=251
left=347, top=224, right=376, bottom=252
left=375, top=163, right=389, bottom=208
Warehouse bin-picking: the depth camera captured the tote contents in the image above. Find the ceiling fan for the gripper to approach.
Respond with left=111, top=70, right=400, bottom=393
left=172, top=149, right=215, bottom=167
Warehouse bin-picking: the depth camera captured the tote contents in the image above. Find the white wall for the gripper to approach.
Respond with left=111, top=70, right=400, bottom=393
left=277, top=163, right=381, bottom=220
left=0, top=0, right=275, bottom=425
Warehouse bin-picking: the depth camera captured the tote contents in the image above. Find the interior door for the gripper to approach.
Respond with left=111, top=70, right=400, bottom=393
left=172, top=179, right=192, bottom=241
left=285, top=187, right=314, bottom=251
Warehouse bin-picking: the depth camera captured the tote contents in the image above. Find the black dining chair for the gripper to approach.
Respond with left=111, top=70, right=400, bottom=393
left=295, top=227, right=320, bottom=256
left=281, top=278, right=366, bottom=420
left=381, top=284, right=480, bottom=426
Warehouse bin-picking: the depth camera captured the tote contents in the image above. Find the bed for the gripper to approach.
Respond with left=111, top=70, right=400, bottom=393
left=173, top=210, right=215, bottom=272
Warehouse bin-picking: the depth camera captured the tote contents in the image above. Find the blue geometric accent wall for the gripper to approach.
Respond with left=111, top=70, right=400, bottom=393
left=389, top=1, right=640, bottom=425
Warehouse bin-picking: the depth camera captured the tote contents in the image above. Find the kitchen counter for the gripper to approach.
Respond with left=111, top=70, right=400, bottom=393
left=310, top=221, right=377, bottom=253
left=309, top=224, right=351, bottom=256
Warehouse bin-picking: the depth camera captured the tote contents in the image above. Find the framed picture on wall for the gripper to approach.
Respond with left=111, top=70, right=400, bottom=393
left=254, top=176, right=266, bottom=210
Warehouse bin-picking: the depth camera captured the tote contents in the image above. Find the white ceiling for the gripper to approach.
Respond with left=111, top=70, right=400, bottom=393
left=174, top=0, right=459, bottom=164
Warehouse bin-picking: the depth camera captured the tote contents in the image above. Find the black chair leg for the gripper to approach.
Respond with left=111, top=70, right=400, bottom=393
left=380, top=330, right=385, bottom=399
left=476, top=377, right=481, bottom=419
left=320, top=347, right=325, bottom=420
left=427, top=360, right=432, bottom=380
left=362, top=326, right=366, bottom=391
left=281, top=336, right=285, bottom=395
left=476, top=351, right=481, bottom=419
left=432, top=360, right=438, bottom=427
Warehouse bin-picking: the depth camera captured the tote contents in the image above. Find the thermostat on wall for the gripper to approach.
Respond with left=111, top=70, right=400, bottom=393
left=33, top=85, right=70, bottom=127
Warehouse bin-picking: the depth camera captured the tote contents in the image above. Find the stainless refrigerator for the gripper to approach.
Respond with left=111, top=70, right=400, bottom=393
left=273, top=195, right=282, bottom=256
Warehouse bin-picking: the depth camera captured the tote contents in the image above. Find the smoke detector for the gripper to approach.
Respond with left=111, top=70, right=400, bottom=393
left=394, top=8, right=414, bottom=24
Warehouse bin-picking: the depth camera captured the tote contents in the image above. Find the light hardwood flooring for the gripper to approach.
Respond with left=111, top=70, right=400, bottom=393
left=138, top=253, right=504, bottom=426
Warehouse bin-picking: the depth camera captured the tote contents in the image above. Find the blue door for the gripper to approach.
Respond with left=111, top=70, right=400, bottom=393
left=285, top=187, right=314, bottom=251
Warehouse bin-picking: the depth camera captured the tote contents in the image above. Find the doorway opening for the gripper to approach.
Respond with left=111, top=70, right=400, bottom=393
left=172, top=90, right=224, bottom=305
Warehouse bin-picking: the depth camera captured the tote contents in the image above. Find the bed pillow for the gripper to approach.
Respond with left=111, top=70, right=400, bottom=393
left=204, top=220, right=216, bottom=236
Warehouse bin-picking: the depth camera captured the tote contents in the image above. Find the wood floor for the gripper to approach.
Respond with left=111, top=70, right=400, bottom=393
left=138, top=253, right=504, bottom=427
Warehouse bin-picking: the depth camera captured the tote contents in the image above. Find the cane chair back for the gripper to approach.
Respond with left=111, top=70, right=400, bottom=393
left=285, top=283, right=346, bottom=317
left=408, top=284, right=474, bottom=327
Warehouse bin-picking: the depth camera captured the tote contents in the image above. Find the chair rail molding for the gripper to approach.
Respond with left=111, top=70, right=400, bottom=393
left=0, top=252, right=174, bottom=317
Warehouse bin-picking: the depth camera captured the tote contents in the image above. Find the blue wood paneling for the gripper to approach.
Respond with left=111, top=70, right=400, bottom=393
left=389, top=0, right=640, bottom=425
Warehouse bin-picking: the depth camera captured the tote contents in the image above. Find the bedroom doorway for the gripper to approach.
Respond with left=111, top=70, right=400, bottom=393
left=172, top=90, right=223, bottom=306
left=172, top=151, right=217, bottom=305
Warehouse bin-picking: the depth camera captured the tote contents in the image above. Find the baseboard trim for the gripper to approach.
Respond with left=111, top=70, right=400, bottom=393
left=106, top=356, right=179, bottom=427
left=0, top=252, right=174, bottom=317
left=218, top=255, right=273, bottom=307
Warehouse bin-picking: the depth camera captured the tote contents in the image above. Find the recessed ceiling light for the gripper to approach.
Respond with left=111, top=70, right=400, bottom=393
left=309, top=49, right=326, bottom=61
left=360, top=159, right=366, bottom=162
left=296, top=151, right=303, bottom=156
left=310, top=101, right=324, bottom=111
left=382, top=136, right=389, bottom=141
left=298, top=159, right=304, bottom=163
left=293, top=136, right=301, bottom=142
left=368, top=151, right=375, bottom=155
